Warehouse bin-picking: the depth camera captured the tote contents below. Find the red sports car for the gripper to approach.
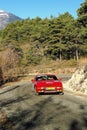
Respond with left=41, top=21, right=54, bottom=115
left=31, top=74, right=64, bottom=95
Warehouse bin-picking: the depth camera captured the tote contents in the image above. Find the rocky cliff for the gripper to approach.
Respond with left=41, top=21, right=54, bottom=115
left=64, top=65, right=87, bottom=94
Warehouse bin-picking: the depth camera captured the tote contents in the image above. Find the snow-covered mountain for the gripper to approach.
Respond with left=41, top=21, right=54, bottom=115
left=0, top=10, right=22, bottom=30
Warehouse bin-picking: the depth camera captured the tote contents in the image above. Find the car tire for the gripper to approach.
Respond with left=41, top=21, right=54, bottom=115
left=60, top=92, right=64, bottom=95
left=34, top=88, right=39, bottom=95
left=35, top=92, right=39, bottom=95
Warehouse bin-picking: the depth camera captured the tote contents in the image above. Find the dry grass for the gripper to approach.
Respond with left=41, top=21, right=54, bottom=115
left=24, top=60, right=77, bottom=75
left=0, top=111, right=8, bottom=126
left=78, top=57, right=87, bottom=66
left=7, top=58, right=87, bottom=78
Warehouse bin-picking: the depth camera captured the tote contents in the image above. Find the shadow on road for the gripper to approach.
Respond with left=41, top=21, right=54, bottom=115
left=0, top=94, right=30, bottom=108
left=0, top=85, right=20, bottom=95
left=0, top=95, right=87, bottom=130
left=0, top=85, right=87, bottom=130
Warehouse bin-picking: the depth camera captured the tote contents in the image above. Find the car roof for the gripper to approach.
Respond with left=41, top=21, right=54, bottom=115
left=35, top=74, right=56, bottom=77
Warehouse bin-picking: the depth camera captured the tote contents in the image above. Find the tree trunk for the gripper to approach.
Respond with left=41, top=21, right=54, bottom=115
left=76, top=48, right=79, bottom=61
left=59, top=49, right=62, bottom=61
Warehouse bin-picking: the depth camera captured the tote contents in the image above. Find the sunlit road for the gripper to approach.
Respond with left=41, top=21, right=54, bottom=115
left=0, top=81, right=87, bottom=130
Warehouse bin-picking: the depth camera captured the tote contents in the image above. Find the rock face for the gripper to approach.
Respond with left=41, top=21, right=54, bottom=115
left=64, top=65, right=87, bottom=94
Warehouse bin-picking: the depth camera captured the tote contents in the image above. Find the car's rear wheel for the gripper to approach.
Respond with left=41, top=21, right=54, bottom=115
left=34, top=87, right=39, bottom=95
left=35, top=90, right=39, bottom=95
left=59, top=92, right=64, bottom=95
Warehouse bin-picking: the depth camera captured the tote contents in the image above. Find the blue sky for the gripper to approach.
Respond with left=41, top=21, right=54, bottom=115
left=0, top=0, right=85, bottom=19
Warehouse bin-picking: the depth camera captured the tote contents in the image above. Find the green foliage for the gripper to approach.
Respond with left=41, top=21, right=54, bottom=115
left=26, top=51, right=43, bottom=65
left=77, top=0, right=87, bottom=27
left=77, top=0, right=87, bottom=17
left=26, top=42, right=43, bottom=65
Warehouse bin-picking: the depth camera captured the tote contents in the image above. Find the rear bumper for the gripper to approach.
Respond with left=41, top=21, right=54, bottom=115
left=37, top=89, right=63, bottom=94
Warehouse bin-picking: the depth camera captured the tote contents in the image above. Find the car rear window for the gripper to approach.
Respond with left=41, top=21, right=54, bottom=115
left=47, top=75, right=58, bottom=80
left=36, top=76, right=47, bottom=81
left=36, top=75, right=57, bottom=81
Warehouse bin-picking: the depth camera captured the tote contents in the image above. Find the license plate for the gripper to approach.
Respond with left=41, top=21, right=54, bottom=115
left=46, top=87, right=55, bottom=90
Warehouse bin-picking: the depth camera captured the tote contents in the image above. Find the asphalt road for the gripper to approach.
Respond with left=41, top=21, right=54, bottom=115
left=0, top=81, right=87, bottom=130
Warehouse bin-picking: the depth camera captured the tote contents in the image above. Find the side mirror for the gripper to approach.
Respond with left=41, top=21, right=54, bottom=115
left=58, top=78, right=62, bottom=81
left=31, top=79, right=35, bottom=83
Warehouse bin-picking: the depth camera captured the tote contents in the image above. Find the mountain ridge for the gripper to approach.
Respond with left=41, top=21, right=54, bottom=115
left=0, top=10, right=22, bottom=30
